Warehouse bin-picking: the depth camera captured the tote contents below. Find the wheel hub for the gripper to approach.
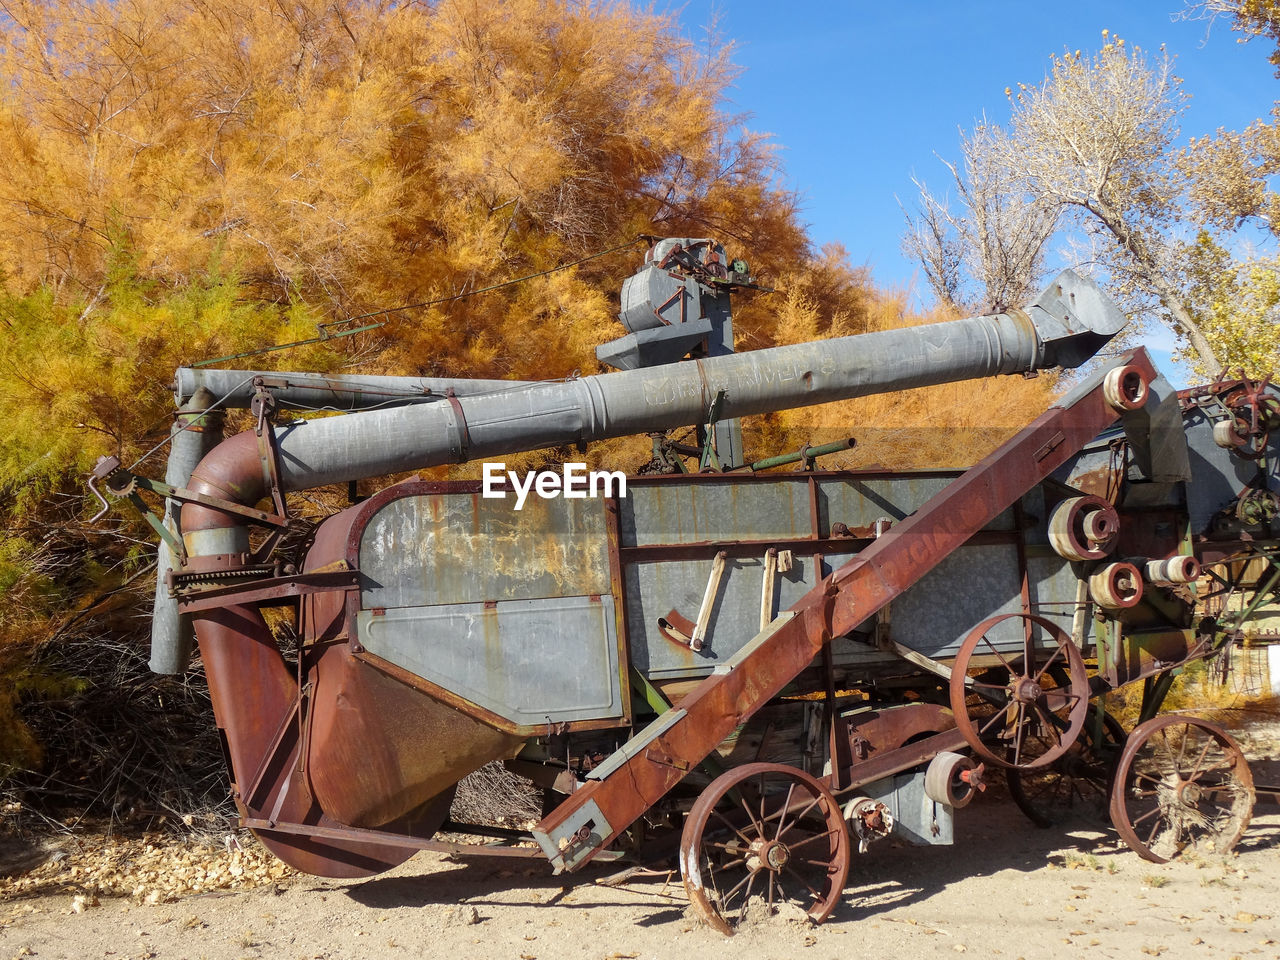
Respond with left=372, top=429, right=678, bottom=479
left=1177, top=779, right=1203, bottom=806
left=1011, top=677, right=1043, bottom=702
left=747, top=839, right=789, bottom=872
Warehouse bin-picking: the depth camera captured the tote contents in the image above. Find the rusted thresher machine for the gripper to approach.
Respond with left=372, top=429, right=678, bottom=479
left=90, top=240, right=1280, bottom=933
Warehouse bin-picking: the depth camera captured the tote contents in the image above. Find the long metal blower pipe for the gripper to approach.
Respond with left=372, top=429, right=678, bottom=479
left=180, top=270, right=1121, bottom=538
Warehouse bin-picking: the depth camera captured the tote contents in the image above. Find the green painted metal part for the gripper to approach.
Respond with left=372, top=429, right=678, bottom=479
left=698, top=389, right=727, bottom=472
left=745, top=437, right=856, bottom=472
left=1232, top=553, right=1280, bottom=633
left=1137, top=670, right=1179, bottom=725
left=124, top=488, right=187, bottom=560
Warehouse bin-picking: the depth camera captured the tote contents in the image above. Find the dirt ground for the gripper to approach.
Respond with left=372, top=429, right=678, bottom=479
left=2, top=738, right=1278, bottom=960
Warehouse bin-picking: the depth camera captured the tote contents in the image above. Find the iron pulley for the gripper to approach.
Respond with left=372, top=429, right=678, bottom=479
left=1089, top=562, right=1144, bottom=610
left=1048, top=495, right=1119, bottom=561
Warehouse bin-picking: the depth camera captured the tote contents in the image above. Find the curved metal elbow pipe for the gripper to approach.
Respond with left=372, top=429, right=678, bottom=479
left=181, top=431, right=269, bottom=554
left=180, top=432, right=294, bottom=831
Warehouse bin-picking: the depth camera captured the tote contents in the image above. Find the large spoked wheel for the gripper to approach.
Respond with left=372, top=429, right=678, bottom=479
left=1110, top=715, right=1255, bottom=863
left=679, top=762, right=850, bottom=936
left=949, top=613, right=1089, bottom=770
left=1008, top=710, right=1126, bottom=828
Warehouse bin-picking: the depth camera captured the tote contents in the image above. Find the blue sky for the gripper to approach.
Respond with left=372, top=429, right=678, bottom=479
left=666, top=1, right=1277, bottom=383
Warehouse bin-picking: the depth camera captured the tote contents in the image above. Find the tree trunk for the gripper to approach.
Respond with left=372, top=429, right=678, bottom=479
left=1143, top=270, right=1224, bottom=379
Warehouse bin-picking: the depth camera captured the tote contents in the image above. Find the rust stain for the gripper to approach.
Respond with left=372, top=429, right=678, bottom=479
left=1071, top=464, right=1114, bottom=500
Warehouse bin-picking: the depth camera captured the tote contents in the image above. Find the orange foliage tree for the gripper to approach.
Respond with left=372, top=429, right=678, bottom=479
left=0, top=0, right=816, bottom=775
left=0, top=0, right=806, bottom=382
left=0, top=0, right=1046, bottom=472
left=0, top=0, right=1058, bottom=782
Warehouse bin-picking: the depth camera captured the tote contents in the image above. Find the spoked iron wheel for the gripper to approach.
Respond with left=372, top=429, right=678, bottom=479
left=949, top=613, right=1089, bottom=770
left=679, top=762, right=850, bottom=936
left=1110, top=715, right=1255, bottom=863
left=1008, top=710, right=1126, bottom=828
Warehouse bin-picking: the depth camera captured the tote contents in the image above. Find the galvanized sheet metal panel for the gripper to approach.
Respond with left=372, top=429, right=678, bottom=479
left=359, top=493, right=610, bottom=608
left=891, top=544, right=1026, bottom=658
left=620, top=480, right=810, bottom=546
left=1027, top=552, right=1092, bottom=642
left=356, top=596, right=623, bottom=726
left=356, top=480, right=1092, bottom=696
left=627, top=553, right=822, bottom=679
left=816, top=476, right=961, bottom=531
left=628, top=497, right=1084, bottom=678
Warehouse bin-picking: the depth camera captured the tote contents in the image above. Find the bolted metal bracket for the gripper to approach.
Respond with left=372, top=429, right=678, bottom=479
left=250, top=380, right=291, bottom=564
left=530, top=798, right=612, bottom=874
left=88, top=453, right=292, bottom=569
left=698, top=389, right=727, bottom=472
left=89, top=456, right=187, bottom=562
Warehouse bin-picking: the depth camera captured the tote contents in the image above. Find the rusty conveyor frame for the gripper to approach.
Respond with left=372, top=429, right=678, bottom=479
left=531, top=349, right=1158, bottom=872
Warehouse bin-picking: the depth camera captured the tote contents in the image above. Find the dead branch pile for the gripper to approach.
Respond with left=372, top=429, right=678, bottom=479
left=449, top=762, right=541, bottom=827
left=4, top=623, right=232, bottom=836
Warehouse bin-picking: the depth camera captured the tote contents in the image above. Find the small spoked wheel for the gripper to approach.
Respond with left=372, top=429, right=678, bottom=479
left=949, top=613, right=1089, bottom=770
left=679, top=762, right=850, bottom=935
left=1008, top=710, right=1126, bottom=827
left=1110, top=715, right=1255, bottom=863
